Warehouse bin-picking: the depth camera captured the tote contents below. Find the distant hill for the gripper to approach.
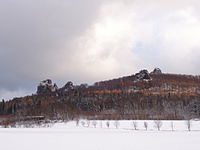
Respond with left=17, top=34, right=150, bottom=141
left=1, top=68, right=200, bottom=122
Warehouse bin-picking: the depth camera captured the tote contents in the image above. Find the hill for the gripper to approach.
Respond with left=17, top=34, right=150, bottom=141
left=1, top=68, right=200, bottom=123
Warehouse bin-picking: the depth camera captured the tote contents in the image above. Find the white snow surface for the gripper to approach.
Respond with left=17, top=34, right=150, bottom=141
left=0, top=120, right=200, bottom=150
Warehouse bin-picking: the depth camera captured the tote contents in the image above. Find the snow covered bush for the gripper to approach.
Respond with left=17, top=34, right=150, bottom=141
left=133, top=121, right=138, bottom=130
left=185, top=120, right=191, bottom=131
left=144, top=122, right=148, bottom=130
left=92, top=121, right=97, bottom=128
left=154, top=120, right=162, bottom=131
left=106, top=121, right=110, bottom=128
left=113, top=121, right=120, bottom=129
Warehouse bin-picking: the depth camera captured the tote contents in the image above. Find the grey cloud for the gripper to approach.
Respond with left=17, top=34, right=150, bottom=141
left=0, top=0, right=106, bottom=98
left=1, top=0, right=200, bottom=100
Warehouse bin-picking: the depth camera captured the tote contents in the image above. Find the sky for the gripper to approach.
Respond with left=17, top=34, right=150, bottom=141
left=0, top=0, right=200, bottom=100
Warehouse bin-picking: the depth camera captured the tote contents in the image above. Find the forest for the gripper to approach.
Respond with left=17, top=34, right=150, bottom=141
left=1, top=68, right=200, bottom=125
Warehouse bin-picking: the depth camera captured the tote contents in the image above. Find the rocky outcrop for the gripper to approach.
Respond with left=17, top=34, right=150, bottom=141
left=37, top=79, right=58, bottom=95
left=135, top=70, right=151, bottom=81
left=151, top=68, right=162, bottom=74
left=63, top=81, right=74, bottom=91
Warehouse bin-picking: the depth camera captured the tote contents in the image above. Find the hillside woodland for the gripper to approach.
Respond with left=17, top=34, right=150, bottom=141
left=1, top=68, right=200, bottom=123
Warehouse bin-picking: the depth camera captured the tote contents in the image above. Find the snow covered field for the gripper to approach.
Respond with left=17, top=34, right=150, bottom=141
left=0, top=120, right=200, bottom=150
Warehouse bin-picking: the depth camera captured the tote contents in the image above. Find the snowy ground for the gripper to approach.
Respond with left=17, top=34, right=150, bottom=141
left=0, top=120, right=200, bottom=150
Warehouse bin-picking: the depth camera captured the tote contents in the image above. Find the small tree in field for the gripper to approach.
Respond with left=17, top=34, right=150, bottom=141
left=185, top=120, right=191, bottom=131
left=154, top=120, right=162, bottom=131
left=171, top=121, right=174, bottom=131
left=100, top=121, right=103, bottom=128
left=144, top=122, right=148, bottom=130
left=113, top=121, right=120, bottom=129
left=106, top=121, right=110, bottom=128
left=81, top=121, right=85, bottom=127
left=92, top=121, right=97, bottom=128
left=76, top=119, right=79, bottom=127
left=86, top=120, right=90, bottom=127
left=133, top=121, right=138, bottom=130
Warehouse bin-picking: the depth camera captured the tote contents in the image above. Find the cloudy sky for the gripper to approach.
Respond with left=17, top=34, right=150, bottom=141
left=0, top=0, right=200, bottom=100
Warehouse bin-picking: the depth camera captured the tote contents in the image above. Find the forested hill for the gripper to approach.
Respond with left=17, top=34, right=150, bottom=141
left=1, top=68, right=200, bottom=121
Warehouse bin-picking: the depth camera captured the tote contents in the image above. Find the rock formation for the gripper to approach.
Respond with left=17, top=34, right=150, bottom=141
left=151, top=68, right=162, bottom=74
left=63, top=81, right=74, bottom=91
left=135, top=69, right=151, bottom=80
left=37, top=79, right=58, bottom=95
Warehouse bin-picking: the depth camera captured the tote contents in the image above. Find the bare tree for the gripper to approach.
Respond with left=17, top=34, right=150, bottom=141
left=106, top=121, right=110, bottom=128
left=154, top=120, right=162, bottom=131
left=81, top=121, right=85, bottom=127
left=185, top=120, right=191, bottom=131
left=92, top=121, right=97, bottom=128
left=86, top=120, right=90, bottom=127
left=113, top=121, right=120, bottom=129
left=144, top=122, right=148, bottom=130
left=100, top=121, right=103, bottom=128
left=170, top=121, right=174, bottom=131
left=76, top=119, right=79, bottom=127
left=133, top=121, right=138, bottom=130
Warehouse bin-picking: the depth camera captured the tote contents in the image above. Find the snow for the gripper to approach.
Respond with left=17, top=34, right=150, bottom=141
left=0, top=120, right=200, bottom=150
